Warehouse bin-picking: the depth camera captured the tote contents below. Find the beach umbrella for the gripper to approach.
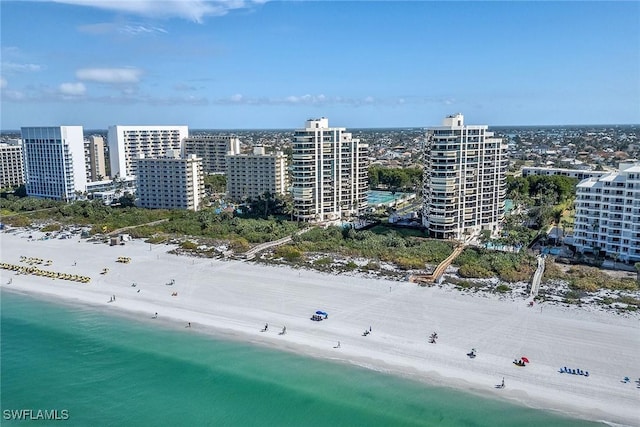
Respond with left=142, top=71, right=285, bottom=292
left=521, top=356, right=530, bottom=363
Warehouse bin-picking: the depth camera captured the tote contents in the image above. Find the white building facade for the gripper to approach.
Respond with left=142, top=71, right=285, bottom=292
left=135, top=151, right=204, bottom=211
left=0, top=142, right=25, bottom=189
left=573, top=161, right=640, bottom=263
left=226, top=146, right=288, bottom=201
left=184, top=135, right=241, bottom=174
left=521, top=167, right=608, bottom=181
left=291, top=118, right=368, bottom=223
left=422, top=114, right=508, bottom=239
left=108, top=125, right=188, bottom=179
left=21, top=126, right=87, bottom=200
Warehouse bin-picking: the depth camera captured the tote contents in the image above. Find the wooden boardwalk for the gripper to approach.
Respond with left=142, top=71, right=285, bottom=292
left=409, top=243, right=466, bottom=285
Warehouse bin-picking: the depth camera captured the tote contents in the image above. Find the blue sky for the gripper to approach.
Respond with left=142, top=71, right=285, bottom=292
left=1, top=0, right=639, bottom=130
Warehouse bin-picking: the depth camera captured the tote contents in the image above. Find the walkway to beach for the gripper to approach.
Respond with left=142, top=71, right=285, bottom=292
left=235, top=227, right=312, bottom=260
left=529, top=254, right=545, bottom=298
left=410, top=243, right=466, bottom=285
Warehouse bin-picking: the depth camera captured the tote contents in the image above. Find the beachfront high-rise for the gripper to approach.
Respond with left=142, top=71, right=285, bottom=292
left=85, top=135, right=107, bottom=181
left=226, top=146, right=288, bottom=201
left=422, top=114, right=508, bottom=240
left=21, top=126, right=87, bottom=201
left=184, top=135, right=241, bottom=174
left=135, top=151, right=204, bottom=211
left=573, top=161, right=640, bottom=263
left=0, top=142, right=25, bottom=189
left=291, top=118, right=368, bottom=222
left=107, top=125, right=188, bottom=179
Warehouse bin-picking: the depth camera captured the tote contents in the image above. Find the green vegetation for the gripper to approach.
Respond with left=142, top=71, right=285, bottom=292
left=495, top=284, right=511, bottom=293
left=0, top=196, right=301, bottom=245
left=274, top=245, right=303, bottom=262
left=543, top=260, right=639, bottom=292
left=180, top=240, right=198, bottom=250
left=454, top=247, right=536, bottom=282
left=40, top=223, right=61, bottom=232
left=288, top=227, right=453, bottom=270
left=368, top=165, right=422, bottom=191
left=506, top=174, right=578, bottom=231
left=203, top=175, right=227, bottom=194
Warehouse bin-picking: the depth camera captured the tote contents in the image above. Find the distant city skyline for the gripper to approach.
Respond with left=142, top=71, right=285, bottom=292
left=1, top=1, right=639, bottom=130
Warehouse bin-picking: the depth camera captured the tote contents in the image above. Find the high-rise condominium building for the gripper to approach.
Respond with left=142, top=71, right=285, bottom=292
left=85, top=135, right=107, bottom=181
left=184, top=135, right=241, bottom=174
left=291, top=118, right=369, bottom=222
left=226, top=146, right=288, bottom=201
left=573, top=161, right=640, bottom=263
left=0, top=142, right=25, bottom=188
left=107, top=125, right=188, bottom=178
left=21, top=126, right=87, bottom=201
left=422, top=114, right=508, bottom=239
left=135, top=151, right=204, bottom=211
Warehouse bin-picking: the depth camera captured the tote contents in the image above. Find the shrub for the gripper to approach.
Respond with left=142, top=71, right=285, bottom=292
left=394, top=256, right=424, bottom=270
left=229, top=237, right=250, bottom=253
left=180, top=240, right=198, bottom=250
left=40, top=223, right=61, bottom=232
left=313, top=257, right=333, bottom=267
left=274, top=245, right=302, bottom=261
left=495, top=284, right=510, bottom=293
left=343, top=261, right=358, bottom=270
left=458, top=263, right=493, bottom=278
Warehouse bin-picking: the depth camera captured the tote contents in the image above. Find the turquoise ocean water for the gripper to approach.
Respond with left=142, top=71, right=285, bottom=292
left=1, top=290, right=602, bottom=427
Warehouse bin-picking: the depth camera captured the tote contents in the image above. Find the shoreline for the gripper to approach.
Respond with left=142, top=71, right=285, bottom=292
left=1, top=231, right=638, bottom=426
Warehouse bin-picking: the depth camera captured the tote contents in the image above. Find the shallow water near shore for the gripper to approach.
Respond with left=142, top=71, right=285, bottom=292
left=1, top=290, right=603, bottom=426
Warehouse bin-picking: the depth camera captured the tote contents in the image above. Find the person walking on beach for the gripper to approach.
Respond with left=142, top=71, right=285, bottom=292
left=501, top=378, right=505, bottom=388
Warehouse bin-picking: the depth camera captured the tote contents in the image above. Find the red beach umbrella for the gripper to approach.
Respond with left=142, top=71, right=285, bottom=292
left=521, top=356, right=530, bottom=364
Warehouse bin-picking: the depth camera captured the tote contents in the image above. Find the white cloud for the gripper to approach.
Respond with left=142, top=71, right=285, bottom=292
left=121, top=24, right=168, bottom=35
left=59, top=82, right=86, bottom=96
left=76, top=67, right=142, bottom=84
left=53, top=1, right=267, bottom=23
left=2, top=62, right=44, bottom=73
left=229, top=93, right=243, bottom=102
left=0, top=77, right=7, bottom=89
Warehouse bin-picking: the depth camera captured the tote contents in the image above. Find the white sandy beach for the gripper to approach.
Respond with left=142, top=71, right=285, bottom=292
left=1, top=230, right=639, bottom=426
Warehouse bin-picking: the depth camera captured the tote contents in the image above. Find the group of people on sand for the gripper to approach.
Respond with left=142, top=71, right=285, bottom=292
left=108, top=295, right=116, bottom=303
